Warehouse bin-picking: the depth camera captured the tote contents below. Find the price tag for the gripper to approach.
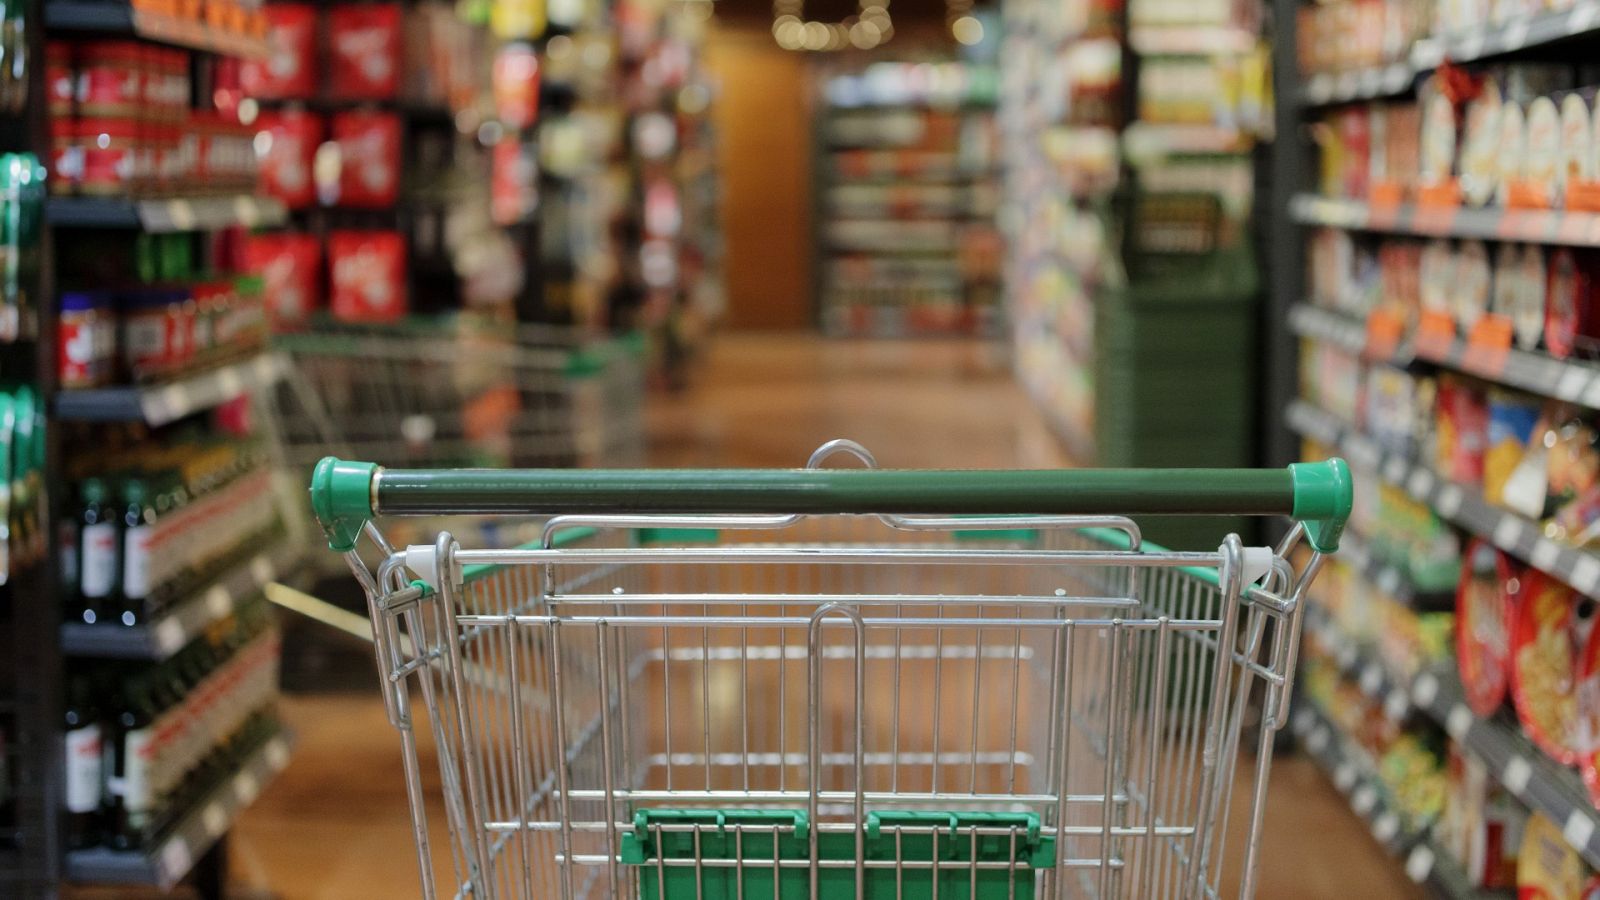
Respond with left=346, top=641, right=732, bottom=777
left=1412, top=671, right=1439, bottom=708
left=1405, top=845, right=1435, bottom=883
left=1446, top=704, right=1474, bottom=740
left=1360, top=663, right=1383, bottom=695
left=1571, top=554, right=1600, bottom=594
left=1365, top=309, right=1407, bottom=361
left=1335, top=762, right=1358, bottom=791
left=1464, top=314, right=1514, bottom=377
left=1352, top=784, right=1378, bottom=815
left=168, top=200, right=197, bottom=231
left=1571, top=3, right=1599, bottom=34
left=1412, top=309, right=1456, bottom=360
left=1503, top=755, right=1532, bottom=795
left=1373, top=812, right=1399, bottom=842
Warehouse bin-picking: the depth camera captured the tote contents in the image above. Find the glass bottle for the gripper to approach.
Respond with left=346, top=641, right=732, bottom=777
left=76, top=478, right=117, bottom=625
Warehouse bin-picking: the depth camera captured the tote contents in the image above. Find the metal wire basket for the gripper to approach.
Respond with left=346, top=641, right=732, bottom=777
left=311, top=441, right=1350, bottom=899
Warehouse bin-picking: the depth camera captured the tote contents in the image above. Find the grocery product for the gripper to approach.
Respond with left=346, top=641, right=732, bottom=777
left=240, top=4, right=318, bottom=99
left=1546, top=249, right=1597, bottom=360
left=1462, top=83, right=1502, bottom=207
left=328, top=4, right=402, bottom=100
left=1517, top=811, right=1594, bottom=899
left=1525, top=96, right=1562, bottom=206
left=1510, top=570, right=1589, bottom=764
left=1514, top=245, right=1548, bottom=351
left=1486, top=391, right=1543, bottom=505
left=1435, top=375, right=1488, bottom=486
left=329, top=229, right=407, bottom=321
left=1498, top=101, right=1528, bottom=206
left=1458, top=538, right=1517, bottom=717
left=244, top=232, right=322, bottom=326
left=331, top=110, right=401, bottom=208
left=254, top=110, right=323, bottom=210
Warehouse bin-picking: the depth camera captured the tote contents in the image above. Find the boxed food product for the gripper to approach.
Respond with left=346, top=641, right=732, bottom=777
left=240, top=4, right=317, bottom=99
left=244, top=232, right=322, bottom=327
left=1457, top=538, right=1517, bottom=716
left=331, top=110, right=401, bottom=208
left=329, top=229, right=406, bottom=321
left=253, top=109, right=323, bottom=209
left=1436, top=376, right=1489, bottom=486
left=327, top=4, right=401, bottom=100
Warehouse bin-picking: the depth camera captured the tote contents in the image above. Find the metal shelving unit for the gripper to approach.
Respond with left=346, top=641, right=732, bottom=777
left=1290, top=700, right=1498, bottom=898
left=61, top=537, right=297, bottom=660
left=1290, top=193, right=1600, bottom=247
left=46, top=195, right=288, bottom=232
left=55, top=352, right=288, bottom=426
left=1289, top=304, right=1600, bottom=410
left=1303, top=605, right=1600, bottom=872
left=63, top=729, right=291, bottom=889
left=43, top=1, right=272, bottom=58
left=1288, top=399, right=1600, bottom=597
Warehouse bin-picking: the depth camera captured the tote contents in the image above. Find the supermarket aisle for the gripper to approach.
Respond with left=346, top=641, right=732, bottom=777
left=229, top=334, right=1420, bottom=899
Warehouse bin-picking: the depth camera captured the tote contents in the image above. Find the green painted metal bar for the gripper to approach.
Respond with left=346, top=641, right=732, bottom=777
left=310, top=457, right=1351, bottom=555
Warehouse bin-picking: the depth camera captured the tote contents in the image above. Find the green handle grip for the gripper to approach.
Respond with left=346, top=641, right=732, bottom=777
left=310, top=457, right=1352, bottom=555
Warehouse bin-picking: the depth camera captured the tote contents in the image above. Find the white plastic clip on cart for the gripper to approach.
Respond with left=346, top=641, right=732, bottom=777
left=310, top=441, right=1351, bottom=900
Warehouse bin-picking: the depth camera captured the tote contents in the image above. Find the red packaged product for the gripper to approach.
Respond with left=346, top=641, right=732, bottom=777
left=1547, top=248, right=1599, bottom=360
left=1338, top=107, right=1372, bottom=200
left=245, top=232, right=323, bottom=326
left=255, top=109, right=323, bottom=209
left=75, top=40, right=144, bottom=117
left=327, top=4, right=401, bottom=100
left=329, top=230, right=406, bottom=322
left=1435, top=376, right=1488, bottom=486
left=240, top=4, right=318, bottom=99
left=1457, top=539, right=1518, bottom=716
left=77, top=117, right=143, bottom=196
left=1510, top=570, right=1591, bottom=766
left=492, top=44, right=540, bottom=130
left=332, top=110, right=401, bottom=208
left=47, top=41, right=75, bottom=117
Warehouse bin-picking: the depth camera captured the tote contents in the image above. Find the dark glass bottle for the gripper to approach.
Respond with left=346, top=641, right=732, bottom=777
left=62, top=676, right=102, bottom=849
left=118, top=478, right=152, bottom=627
left=107, top=675, right=156, bottom=851
left=76, top=478, right=117, bottom=625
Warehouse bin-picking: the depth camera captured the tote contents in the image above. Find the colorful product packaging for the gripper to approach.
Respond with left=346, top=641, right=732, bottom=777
left=331, top=110, right=401, bottom=208
left=1457, top=538, right=1517, bottom=716
left=1510, top=570, right=1590, bottom=765
left=329, top=229, right=406, bottom=322
left=327, top=4, right=401, bottom=100
left=254, top=109, right=323, bottom=210
left=241, top=4, right=318, bottom=99
left=245, top=232, right=322, bottom=327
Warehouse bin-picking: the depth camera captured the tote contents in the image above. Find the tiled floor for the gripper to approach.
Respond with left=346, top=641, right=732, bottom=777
left=227, top=334, right=1421, bottom=899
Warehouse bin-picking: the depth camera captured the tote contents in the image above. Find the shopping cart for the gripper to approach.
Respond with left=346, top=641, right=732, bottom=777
left=309, top=441, right=1350, bottom=900
left=266, top=319, right=645, bottom=553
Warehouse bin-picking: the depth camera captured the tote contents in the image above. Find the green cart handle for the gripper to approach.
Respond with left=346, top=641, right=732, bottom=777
left=310, top=457, right=1352, bottom=555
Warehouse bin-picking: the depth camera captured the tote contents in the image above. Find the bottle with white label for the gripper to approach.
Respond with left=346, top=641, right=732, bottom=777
left=119, top=478, right=152, bottom=627
left=62, top=677, right=102, bottom=849
left=76, top=478, right=117, bottom=625
left=107, top=676, right=156, bottom=851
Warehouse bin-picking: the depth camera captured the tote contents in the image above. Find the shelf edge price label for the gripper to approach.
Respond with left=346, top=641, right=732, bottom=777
left=1364, top=308, right=1406, bottom=361
left=1463, top=314, right=1514, bottom=377
left=1412, top=309, right=1456, bottom=360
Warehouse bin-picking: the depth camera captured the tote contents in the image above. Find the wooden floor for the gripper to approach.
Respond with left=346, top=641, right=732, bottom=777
left=226, top=334, right=1421, bottom=899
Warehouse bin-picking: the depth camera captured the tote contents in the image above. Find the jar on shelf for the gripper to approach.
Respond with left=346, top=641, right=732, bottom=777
left=58, top=291, right=115, bottom=388
left=78, top=117, right=144, bottom=197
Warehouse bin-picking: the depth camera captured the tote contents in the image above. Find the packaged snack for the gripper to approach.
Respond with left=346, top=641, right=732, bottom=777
left=1462, top=83, right=1503, bottom=207
left=1421, top=239, right=1455, bottom=319
left=1547, top=249, right=1596, bottom=360
left=492, top=43, right=540, bottom=130
left=1547, top=415, right=1600, bottom=545
left=1517, top=811, right=1588, bottom=898
left=327, top=4, right=401, bottom=100
left=1386, top=102, right=1423, bottom=193
left=1421, top=92, right=1458, bottom=187
left=331, top=111, right=401, bottom=208
left=1455, top=240, right=1493, bottom=331
left=1510, top=571, right=1591, bottom=765
left=1494, top=242, right=1521, bottom=326
left=329, top=229, right=406, bottom=322
left=1514, top=245, right=1548, bottom=351
left=244, top=232, right=322, bottom=327
left=240, top=4, right=318, bottom=99
left=254, top=109, right=323, bottom=210
left=1487, top=392, right=1544, bottom=505
left=1561, top=92, right=1595, bottom=193
left=1458, top=538, right=1518, bottom=716
left=1526, top=96, right=1563, bottom=205
left=1436, top=376, right=1489, bottom=485
left=1498, top=101, right=1527, bottom=206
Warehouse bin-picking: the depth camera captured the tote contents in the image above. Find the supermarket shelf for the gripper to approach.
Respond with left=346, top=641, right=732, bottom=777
left=1289, top=192, right=1600, bottom=247
left=1128, top=25, right=1258, bottom=55
left=1336, top=531, right=1454, bottom=608
left=56, top=352, right=289, bottom=426
left=1303, top=605, right=1600, bottom=872
left=1301, top=62, right=1416, bottom=106
left=44, top=2, right=272, bottom=58
left=1122, top=123, right=1254, bottom=162
left=1287, top=400, right=1600, bottom=598
left=47, top=195, right=288, bottom=232
left=1290, top=700, right=1487, bottom=898
left=64, top=729, right=291, bottom=888
left=1298, top=3, right=1600, bottom=106
left=1289, top=303, right=1600, bottom=411
left=61, top=538, right=298, bottom=659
